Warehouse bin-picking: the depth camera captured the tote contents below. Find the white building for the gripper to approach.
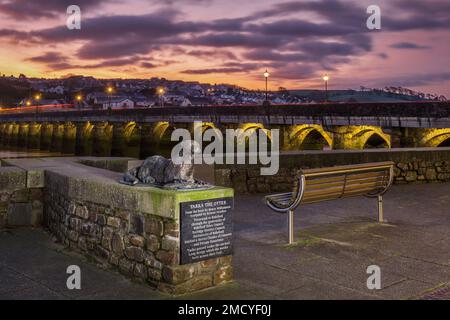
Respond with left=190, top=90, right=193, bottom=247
left=102, top=98, right=135, bottom=109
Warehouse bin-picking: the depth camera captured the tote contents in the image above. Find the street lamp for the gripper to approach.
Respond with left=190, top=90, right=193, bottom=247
left=264, top=70, right=270, bottom=103
left=76, top=94, right=83, bottom=109
left=106, top=86, right=114, bottom=110
left=34, top=94, right=41, bottom=113
left=323, top=74, right=329, bottom=102
left=157, top=87, right=165, bottom=107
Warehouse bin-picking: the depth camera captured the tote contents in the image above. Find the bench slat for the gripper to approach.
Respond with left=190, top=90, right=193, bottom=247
left=303, top=180, right=385, bottom=199
left=305, top=175, right=386, bottom=191
left=302, top=186, right=385, bottom=204
left=301, top=161, right=394, bottom=177
left=306, top=170, right=387, bottom=185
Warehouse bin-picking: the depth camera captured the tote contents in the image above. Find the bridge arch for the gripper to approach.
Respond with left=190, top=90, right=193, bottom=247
left=288, top=125, right=332, bottom=150
left=418, top=129, right=450, bottom=147
left=153, top=122, right=181, bottom=158
left=238, top=123, right=272, bottom=140
left=235, top=123, right=272, bottom=153
left=333, top=126, right=391, bottom=149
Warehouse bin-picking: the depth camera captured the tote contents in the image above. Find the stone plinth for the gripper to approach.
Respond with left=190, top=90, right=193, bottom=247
left=0, top=157, right=234, bottom=295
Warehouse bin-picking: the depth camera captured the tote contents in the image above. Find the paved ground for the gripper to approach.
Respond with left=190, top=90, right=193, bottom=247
left=1, top=183, right=449, bottom=300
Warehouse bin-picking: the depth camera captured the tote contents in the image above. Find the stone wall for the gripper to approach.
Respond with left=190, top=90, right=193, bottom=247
left=0, top=166, right=43, bottom=228
left=215, top=148, right=450, bottom=194
left=45, top=189, right=232, bottom=295
left=1, top=157, right=233, bottom=295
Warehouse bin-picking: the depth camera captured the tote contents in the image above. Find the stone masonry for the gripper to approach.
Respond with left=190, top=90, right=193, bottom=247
left=1, top=157, right=233, bottom=295
left=45, top=191, right=232, bottom=294
left=215, top=149, right=450, bottom=194
left=0, top=167, right=43, bottom=228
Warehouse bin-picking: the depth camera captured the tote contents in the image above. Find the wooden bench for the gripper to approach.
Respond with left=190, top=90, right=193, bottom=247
left=265, top=162, right=395, bottom=244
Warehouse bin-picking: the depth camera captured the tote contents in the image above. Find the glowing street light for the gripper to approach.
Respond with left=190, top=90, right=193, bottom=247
left=157, top=87, right=165, bottom=107
left=264, top=69, right=270, bottom=103
left=323, top=74, right=330, bottom=102
left=75, top=94, right=83, bottom=109
left=26, top=100, right=31, bottom=106
left=106, top=86, right=114, bottom=110
left=34, top=93, right=41, bottom=111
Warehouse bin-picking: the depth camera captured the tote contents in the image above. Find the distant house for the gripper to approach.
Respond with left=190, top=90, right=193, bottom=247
left=134, top=98, right=156, bottom=108
left=185, top=96, right=211, bottom=106
left=165, top=90, right=188, bottom=105
left=101, top=98, right=134, bottom=109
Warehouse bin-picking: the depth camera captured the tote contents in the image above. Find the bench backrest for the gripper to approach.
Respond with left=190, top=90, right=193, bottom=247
left=293, top=162, right=394, bottom=205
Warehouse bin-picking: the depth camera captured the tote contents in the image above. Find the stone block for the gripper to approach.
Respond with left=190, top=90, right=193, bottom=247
left=144, top=254, right=163, bottom=270
left=161, top=235, right=178, bottom=251
left=75, top=205, right=89, bottom=219
left=0, top=167, right=26, bottom=191
left=162, top=265, right=196, bottom=284
left=130, top=214, right=144, bottom=235
left=214, top=265, right=233, bottom=285
left=107, top=217, right=120, bottom=228
left=146, top=235, right=160, bottom=252
left=125, top=246, right=144, bottom=262
left=145, top=216, right=163, bottom=236
left=156, top=250, right=178, bottom=265
left=27, top=170, right=45, bottom=188
left=112, top=233, right=125, bottom=255
left=129, top=235, right=145, bottom=247
left=147, top=267, right=162, bottom=282
left=405, top=171, right=418, bottom=182
left=425, top=168, right=437, bottom=180
left=134, top=263, right=147, bottom=280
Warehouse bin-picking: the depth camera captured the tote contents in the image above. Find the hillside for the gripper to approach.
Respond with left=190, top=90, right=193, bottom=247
left=289, top=89, right=433, bottom=103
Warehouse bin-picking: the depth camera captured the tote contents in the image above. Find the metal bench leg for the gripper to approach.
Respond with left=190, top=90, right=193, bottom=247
left=288, top=210, right=294, bottom=244
left=377, top=195, right=384, bottom=223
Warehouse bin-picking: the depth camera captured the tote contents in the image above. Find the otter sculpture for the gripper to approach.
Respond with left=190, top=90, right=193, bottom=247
left=120, top=155, right=211, bottom=190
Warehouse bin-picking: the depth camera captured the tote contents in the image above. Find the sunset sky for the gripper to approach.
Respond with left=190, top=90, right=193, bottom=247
left=0, top=0, right=449, bottom=95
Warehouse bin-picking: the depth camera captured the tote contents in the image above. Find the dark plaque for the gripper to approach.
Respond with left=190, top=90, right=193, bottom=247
left=180, top=197, right=233, bottom=265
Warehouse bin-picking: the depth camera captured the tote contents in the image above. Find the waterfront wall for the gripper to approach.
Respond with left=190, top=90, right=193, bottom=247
left=215, top=148, right=450, bottom=194
left=0, top=166, right=43, bottom=228
left=1, top=157, right=233, bottom=295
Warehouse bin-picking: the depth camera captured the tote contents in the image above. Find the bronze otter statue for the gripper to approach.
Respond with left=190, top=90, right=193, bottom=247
left=120, top=155, right=211, bottom=190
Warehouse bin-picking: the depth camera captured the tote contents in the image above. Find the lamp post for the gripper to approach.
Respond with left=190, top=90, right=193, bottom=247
left=323, top=74, right=329, bottom=103
left=157, top=87, right=165, bottom=107
left=76, top=94, right=82, bottom=109
left=106, top=86, right=113, bottom=110
left=34, top=93, right=41, bottom=113
left=264, top=69, right=270, bottom=103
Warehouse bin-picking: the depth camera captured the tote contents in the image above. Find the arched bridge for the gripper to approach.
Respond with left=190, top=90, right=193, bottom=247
left=1, top=101, right=450, bottom=158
